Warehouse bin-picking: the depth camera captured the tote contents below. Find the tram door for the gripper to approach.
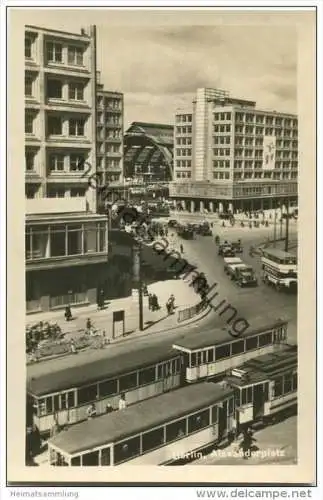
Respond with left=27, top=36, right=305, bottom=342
left=218, top=400, right=228, bottom=440
left=253, top=383, right=265, bottom=420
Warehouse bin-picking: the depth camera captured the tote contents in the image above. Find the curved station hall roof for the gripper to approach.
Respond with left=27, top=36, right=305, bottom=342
left=124, top=122, right=174, bottom=181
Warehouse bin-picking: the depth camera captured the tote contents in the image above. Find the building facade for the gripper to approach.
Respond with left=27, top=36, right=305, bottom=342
left=25, top=25, right=119, bottom=314
left=96, top=75, right=124, bottom=187
left=171, top=88, right=298, bottom=213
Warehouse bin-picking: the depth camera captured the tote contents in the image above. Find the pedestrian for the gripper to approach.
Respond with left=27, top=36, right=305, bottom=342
left=97, top=289, right=105, bottom=310
left=86, top=318, right=93, bottom=335
left=106, top=403, right=114, bottom=414
left=86, top=403, right=96, bottom=419
left=64, top=305, right=72, bottom=321
left=180, top=244, right=184, bottom=254
left=118, top=393, right=127, bottom=410
left=148, top=293, right=153, bottom=311
left=152, top=294, right=159, bottom=311
left=70, top=340, right=77, bottom=354
left=239, top=428, right=256, bottom=460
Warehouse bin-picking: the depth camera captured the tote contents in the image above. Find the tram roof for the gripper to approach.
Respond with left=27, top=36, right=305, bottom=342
left=261, top=248, right=296, bottom=259
left=225, top=345, right=297, bottom=387
left=27, top=342, right=179, bottom=397
left=172, top=319, right=287, bottom=352
left=49, top=382, right=233, bottom=455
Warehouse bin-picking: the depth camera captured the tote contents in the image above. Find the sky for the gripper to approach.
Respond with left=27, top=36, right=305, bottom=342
left=21, top=9, right=300, bottom=129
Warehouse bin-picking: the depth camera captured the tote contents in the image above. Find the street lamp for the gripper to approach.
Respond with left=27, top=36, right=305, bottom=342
left=133, top=241, right=144, bottom=331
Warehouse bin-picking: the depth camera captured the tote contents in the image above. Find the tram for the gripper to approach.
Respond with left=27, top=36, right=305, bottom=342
left=27, top=319, right=289, bottom=437
left=47, top=344, right=297, bottom=467
left=261, top=248, right=297, bottom=291
left=48, top=382, right=235, bottom=466
left=27, top=342, right=182, bottom=437
left=172, top=319, right=288, bottom=383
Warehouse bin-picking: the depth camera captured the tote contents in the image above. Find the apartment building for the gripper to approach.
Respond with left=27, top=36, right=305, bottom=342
left=171, top=88, right=298, bottom=213
left=25, top=25, right=115, bottom=314
left=97, top=75, right=124, bottom=192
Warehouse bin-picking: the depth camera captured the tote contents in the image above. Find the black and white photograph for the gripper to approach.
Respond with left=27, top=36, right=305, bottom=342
left=4, top=3, right=317, bottom=487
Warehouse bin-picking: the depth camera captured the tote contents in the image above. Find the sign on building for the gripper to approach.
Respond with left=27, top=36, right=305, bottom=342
left=263, top=136, right=276, bottom=171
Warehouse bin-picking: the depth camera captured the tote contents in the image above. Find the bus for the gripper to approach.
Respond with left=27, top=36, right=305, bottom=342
left=261, top=248, right=297, bottom=291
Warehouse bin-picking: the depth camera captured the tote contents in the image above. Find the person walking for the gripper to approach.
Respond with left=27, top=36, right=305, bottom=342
left=118, top=393, right=127, bottom=410
left=97, top=289, right=105, bottom=310
left=64, top=305, right=72, bottom=321
left=180, top=243, right=184, bottom=254
left=148, top=293, right=153, bottom=311
left=86, top=403, right=96, bottom=419
left=239, top=428, right=256, bottom=460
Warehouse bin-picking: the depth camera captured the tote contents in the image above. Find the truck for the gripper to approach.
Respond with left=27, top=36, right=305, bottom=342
left=234, top=264, right=258, bottom=287
left=223, top=257, right=245, bottom=279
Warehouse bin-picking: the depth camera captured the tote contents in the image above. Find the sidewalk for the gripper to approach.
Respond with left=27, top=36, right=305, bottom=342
left=26, top=278, right=203, bottom=344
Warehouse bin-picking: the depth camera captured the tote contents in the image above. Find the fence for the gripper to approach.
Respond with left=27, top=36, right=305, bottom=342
left=177, top=299, right=208, bottom=323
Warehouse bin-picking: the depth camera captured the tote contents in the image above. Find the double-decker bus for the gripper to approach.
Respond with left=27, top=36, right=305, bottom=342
left=261, top=248, right=297, bottom=292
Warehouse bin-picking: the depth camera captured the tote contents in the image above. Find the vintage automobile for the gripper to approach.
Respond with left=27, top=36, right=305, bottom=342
left=218, top=243, right=235, bottom=257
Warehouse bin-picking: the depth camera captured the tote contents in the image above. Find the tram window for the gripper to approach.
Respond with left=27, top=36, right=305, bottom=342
left=157, top=364, right=163, bottom=379
left=196, top=352, right=202, bottom=365
left=263, top=383, right=269, bottom=401
left=208, top=349, right=214, bottom=363
left=292, top=373, right=298, bottom=391
left=259, top=332, right=273, bottom=347
left=235, top=392, right=241, bottom=407
left=71, top=456, right=81, bottom=466
left=114, top=436, right=141, bottom=464
left=228, top=398, right=234, bottom=415
left=231, top=340, right=245, bottom=355
left=241, top=388, right=252, bottom=404
left=246, top=336, right=258, bottom=351
left=101, top=447, right=111, bottom=466
left=191, top=353, right=197, bottom=367
left=78, top=384, right=98, bottom=405
left=164, top=362, right=171, bottom=377
left=99, top=379, right=118, bottom=397
left=38, top=398, right=46, bottom=416
left=61, top=393, right=68, bottom=410
left=68, top=391, right=75, bottom=408
left=174, top=358, right=180, bottom=373
left=56, top=453, right=68, bottom=466
left=273, top=376, right=283, bottom=398
left=247, top=387, right=253, bottom=403
left=139, top=366, right=156, bottom=385
left=188, top=409, right=210, bottom=433
left=119, top=372, right=138, bottom=391
left=46, top=396, right=53, bottom=414
left=82, top=450, right=99, bottom=466
left=211, top=405, right=218, bottom=424
left=142, top=426, right=165, bottom=452
left=283, top=373, right=293, bottom=394
left=166, top=418, right=187, bottom=443
left=53, top=395, right=59, bottom=412
left=215, top=344, right=230, bottom=360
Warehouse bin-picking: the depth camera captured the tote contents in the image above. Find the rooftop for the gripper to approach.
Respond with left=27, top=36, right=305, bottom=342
left=172, top=318, right=287, bottom=352
left=49, top=382, right=233, bottom=455
left=27, top=342, right=178, bottom=396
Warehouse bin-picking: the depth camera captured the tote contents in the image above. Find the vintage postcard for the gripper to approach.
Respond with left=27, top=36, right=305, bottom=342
left=5, top=4, right=317, bottom=487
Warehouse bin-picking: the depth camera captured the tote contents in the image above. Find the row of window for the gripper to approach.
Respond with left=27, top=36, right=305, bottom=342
left=176, top=160, right=192, bottom=168
left=213, top=160, right=230, bottom=168
left=25, top=77, right=87, bottom=102
left=234, top=138, right=298, bottom=149
left=175, top=126, right=192, bottom=134
left=176, top=172, right=192, bottom=179
left=34, top=359, right=181, bottom=416
left=97, top=98, right=122, bottom=110
left=25, top=113, right=88, bottom=137
left=234, top=113, right=297, bottom=128
left=214, top=112, right=232, bottom=121
left=233, top=160, right=298, bottom=169
left=188, top=329, right=286, bottom=367
left=25, top=187, right=86, bottom=200
left=176, top=149, right=192, bottom=157
left=26, top=152, right=91, bottom=173
left=213, top=148, right=231, bottom=157
left=62, top=400, right=233, bottom=466
left=175, top=114, right=192, bottom=123
left=273, top=372, right=298, bottom=398
left=214, top=136, right=231, bottom=145
left=176, top=138, right=192, bottom=145
left=234, top=126, right=298, bottom=138
left=236, top=382, right=269, bottom=406
left=233, top=172, right=297, bottom=180
left=213, top=172, right=230, bottom=180
left=25, top=38, right=85, bottom=66
left=214, top=125, right=231, bottom=133
left=97, top=158, right=122, bottom=169
left=25, top=222, right=107, bottom=261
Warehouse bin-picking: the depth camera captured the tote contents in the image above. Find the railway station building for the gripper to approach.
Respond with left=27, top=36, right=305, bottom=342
left=170, top=88, right=298, bottom=213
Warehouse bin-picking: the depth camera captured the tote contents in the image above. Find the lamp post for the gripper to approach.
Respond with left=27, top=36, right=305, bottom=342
left=133, top=241, right=144, bottom=331
left=284, top=198, right=290, bottom=253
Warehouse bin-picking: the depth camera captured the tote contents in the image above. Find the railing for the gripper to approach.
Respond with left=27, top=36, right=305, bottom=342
left=177, top=300, right=208, bottom=323
left=49, top=292, right=88, bottom=309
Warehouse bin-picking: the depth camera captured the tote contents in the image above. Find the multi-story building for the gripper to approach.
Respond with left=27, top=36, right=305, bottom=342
left=96, top=75, right=124, bottom=191
left=25, top=25, right=117, bottom=314
left=171, top=88, right=298, bottom=213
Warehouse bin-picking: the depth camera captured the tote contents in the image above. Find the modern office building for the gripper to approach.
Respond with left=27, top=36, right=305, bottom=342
left=123, top=122, right=174, bottom=182
left=24, top=25, right=116, bottom=314
left=170, top=88, right=298, bottom=213
left=96, top=73, right=124, bottom=189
